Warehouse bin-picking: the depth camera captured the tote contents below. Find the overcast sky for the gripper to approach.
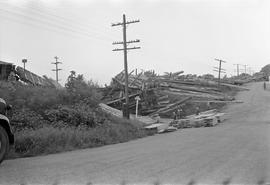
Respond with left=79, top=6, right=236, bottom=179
left=0, top=0, right=270, bottom=85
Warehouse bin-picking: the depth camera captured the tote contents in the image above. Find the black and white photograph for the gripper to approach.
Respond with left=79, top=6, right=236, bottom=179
left=0, top=0, right=269, bottom=184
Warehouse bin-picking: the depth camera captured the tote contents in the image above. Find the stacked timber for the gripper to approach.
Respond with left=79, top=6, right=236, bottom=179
left=101, top=69, right=243, bottom=119
left=171, top=109, right=226, bottom=128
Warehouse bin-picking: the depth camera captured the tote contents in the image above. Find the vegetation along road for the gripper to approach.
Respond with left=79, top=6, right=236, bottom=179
left=0, top=82, right=269, bottom=185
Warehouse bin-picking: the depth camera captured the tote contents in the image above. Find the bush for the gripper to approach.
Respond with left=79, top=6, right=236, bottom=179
left=0, top=76, right=101, bottom=113
left=1, top=74, right=152, bottom=159
left=44, top=103, right=106, bottom=127
left=9, top=118, right=148, bottom=158
left=11, top=108, right=49, bottom=131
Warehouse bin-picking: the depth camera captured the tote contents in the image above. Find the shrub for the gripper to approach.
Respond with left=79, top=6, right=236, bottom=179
left=11, top=108, right=49, bottom=131
left=10, top=118, right=148, bottom=158
left=1, top=74, right=151, bottom=159
left=44, top=103, right=107, bottom=128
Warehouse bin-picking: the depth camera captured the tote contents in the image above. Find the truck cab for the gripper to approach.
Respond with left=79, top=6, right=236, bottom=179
left=0, top=98, right=14, bottom=164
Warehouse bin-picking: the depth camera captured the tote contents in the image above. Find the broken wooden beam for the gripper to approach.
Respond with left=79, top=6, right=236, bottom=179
left=106, top=92, right=140, bottom=105
left=190, top=100, right=243, bottom=104
left=149, top=96, right=192, bottom=116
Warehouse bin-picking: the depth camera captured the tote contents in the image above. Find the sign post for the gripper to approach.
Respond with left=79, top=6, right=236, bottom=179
left=135, top=96, right=141, bottom=118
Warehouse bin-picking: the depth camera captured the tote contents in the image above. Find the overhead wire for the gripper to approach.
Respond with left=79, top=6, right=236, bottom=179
left=0, top=12, right=101, bottom=42
left=0, top=7, right=112, bottom=43
left=30, top=1, right=119, bottom=37
left=0, top=1, right=120, bottom=40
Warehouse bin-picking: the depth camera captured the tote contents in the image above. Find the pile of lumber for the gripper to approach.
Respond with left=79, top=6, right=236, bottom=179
left=101, top=69, right=244, bottom=118
left=171, top=109, right=226, bottom=128
left=144, top=109, right=226, bottom=134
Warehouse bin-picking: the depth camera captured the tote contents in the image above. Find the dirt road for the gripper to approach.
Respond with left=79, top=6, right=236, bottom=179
left=0, top=82, right=269, bottom=185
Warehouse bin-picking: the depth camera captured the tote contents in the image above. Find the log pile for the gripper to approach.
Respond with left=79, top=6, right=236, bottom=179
left=144, top=109, right=226, bottom=134
left=101, top=69, right=245, bottom=118
left=170, top=109, right=226, bottom=129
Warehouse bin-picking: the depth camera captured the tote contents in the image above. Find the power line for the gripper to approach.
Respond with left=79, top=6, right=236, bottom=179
left=0, top=1, right=118, bottom=40
left=0, top=13, right=110, bottom=43
left=0, top=7, right=111, bottom=42
left=112, top=14, right=140, bottom=119
left=24, top=1, right=113, bottom=33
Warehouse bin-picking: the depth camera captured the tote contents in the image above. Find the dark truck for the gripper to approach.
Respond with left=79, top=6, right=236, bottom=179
left=0, top=98, right=14, bottom=164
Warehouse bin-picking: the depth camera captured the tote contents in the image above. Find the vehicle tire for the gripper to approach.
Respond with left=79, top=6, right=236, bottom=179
left=0, top=125, right=9, bottom=164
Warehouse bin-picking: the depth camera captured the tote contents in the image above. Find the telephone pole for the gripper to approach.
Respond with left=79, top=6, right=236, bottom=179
left=22, top=59, right=27, bottom=71
left=248, top=67, right=253, bottom=75
left=214, top=58, right=226, bottom=88
left=51, top=56, right=62, bottom=83
left=112, top=14, right=140, bottom=119
left=233, top=64, right=240, bottom=76
left=242, top=64, right=247, bottom=74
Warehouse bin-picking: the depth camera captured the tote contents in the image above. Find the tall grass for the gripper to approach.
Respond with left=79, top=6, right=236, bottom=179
left=0, top=79, right=152, bottom=159
left=8, top=116, right=150, bottom=159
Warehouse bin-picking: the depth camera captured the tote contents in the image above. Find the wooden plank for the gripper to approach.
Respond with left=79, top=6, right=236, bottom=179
left=129, top=72, right=143, bottom=87
left=220, top=82, right=250, bottom=90
left=106, top=92, right=140, bottom=105
left=164, top=89, right=227, bottom=100
left=149, top=97, right=192, bottom=116
left=190, top=100, right=243, bottom=104
left=164, top=83, right=222, bottom=95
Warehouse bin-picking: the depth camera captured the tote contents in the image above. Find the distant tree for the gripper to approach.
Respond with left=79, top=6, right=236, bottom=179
left=260, top=64, right=270, bottom=76
left=65, top=71, right=87, bottom=93
left=239, top=73, right=250, bottom=77
left=65, top=71, right=101, bottom=105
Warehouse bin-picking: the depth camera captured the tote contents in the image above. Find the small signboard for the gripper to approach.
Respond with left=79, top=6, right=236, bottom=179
left=135, top=96, right=141, bottom=101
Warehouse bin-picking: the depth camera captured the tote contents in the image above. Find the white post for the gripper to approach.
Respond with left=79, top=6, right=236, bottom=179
left=135, top=96, right=141, bottom=118
left=136, top=99, right=139, bottom=118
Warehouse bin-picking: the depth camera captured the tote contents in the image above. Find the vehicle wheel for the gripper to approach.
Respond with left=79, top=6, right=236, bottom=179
left=0, top=125, right=9, bottom=164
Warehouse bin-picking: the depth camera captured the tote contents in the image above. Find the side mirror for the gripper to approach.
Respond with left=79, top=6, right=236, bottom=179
left=6, top=104, right=12, bottom=111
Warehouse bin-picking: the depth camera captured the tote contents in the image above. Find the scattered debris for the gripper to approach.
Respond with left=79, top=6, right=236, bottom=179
left=100, top=69, right=246, bottom=119
left=100, top=69, right=242, bottom=134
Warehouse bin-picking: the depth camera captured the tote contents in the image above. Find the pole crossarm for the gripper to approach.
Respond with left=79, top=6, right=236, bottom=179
left=213, top=69, right=226, bottom=73
left=112, top=47, right=141, bottom=51
left=111, top=20, right=140, bottom=26
left=112, top=39, right=140, bottom=45
left=213, top=66, right=226, bottom=71
left=214, top=58, right=227, bottom=63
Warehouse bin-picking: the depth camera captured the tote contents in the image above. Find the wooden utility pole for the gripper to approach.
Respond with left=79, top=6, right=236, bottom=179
left=112, top=14, right=140, bottom=119
left=234, top=64, right=240, bottom=76
left=22, top=59, right=27, bottom=71
left=214, top=58, right=226, bottom=88
left=242, top=64, right=247, bottom=74
left=248, top=67, right=253, bottom=75
left=51, top=56, right=62, bottom=83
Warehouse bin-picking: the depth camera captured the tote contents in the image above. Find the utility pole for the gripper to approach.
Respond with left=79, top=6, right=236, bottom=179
left=214, top=58, right=226, bottom=88
left=112, top=14, right=140, bottom=119
left=233, top=64, right=240, bottom=76
left=242, top=64, right=247, bottom=74
left=248, top=67, right=253, bottom=75
left=51, top=56, right=62, bottom=83
left=22, top=59, right=27, bottom=71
